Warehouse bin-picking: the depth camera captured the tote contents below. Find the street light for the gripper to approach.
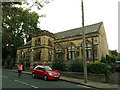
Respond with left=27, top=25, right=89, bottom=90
left=81, top=0, right=87, bottom=83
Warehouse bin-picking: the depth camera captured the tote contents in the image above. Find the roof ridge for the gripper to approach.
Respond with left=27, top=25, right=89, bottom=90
left=54, top=21, right=103, bottom=35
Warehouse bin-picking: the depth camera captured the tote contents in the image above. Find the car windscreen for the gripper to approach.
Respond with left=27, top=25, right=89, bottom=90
left=44, top=66, right=53, bottom=71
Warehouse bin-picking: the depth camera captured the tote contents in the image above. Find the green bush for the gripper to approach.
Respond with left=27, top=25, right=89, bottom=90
left=101, top=55, right=116, bottom=65
left=101, top=55, right=107, bottom=63
left=52, top=58, right=66, bottom=71
left=88, top=62, right=108, bottom=74
left=67, top=58, right=83, bottom=72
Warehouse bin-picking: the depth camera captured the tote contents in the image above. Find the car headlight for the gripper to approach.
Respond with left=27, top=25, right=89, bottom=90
left=48, top=72, right=53, bottom=75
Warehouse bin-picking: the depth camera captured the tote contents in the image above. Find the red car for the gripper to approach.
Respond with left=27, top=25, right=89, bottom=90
left=32, top=65, right=60, bottom=80
left=116, top=61, right=120, bottom=72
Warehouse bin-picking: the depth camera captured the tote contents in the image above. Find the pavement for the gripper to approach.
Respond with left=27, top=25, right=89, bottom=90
left=3, top=69, right=120, bottom=90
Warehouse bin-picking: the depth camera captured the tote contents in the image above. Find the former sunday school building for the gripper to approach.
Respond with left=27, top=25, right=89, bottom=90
left=16, top=22, right=109, bottom=69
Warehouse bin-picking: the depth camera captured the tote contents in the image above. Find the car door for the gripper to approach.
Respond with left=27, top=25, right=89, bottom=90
left=35, top=67, right=40, bottom=77
left=34, top=66, right=39, bottom=76
left=39, top=66, right=45, bottom=77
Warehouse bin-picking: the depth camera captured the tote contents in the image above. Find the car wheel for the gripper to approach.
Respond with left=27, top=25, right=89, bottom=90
left=44, top=75, right=48, bottom=81
left=32, top=73, right=35, bottom=78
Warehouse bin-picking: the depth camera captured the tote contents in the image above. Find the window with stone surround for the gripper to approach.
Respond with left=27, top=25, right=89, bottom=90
left=48, top=50, right=52, bottom=61
left=26, top=50, right=31, bottom=67
left=86, top=41, right=92, bottom=59
left=67, top=43, right=75, bottom=60
left=94, top=45, right=97, bottom=59
left=81, top=41, right=92, bottom=59
left=34, top=51, right=41, bottom=61
left=77, top=47, right=80, bottom=57
left=48, top=39, right=52, bottom=46
left=55, top=45, right=64, bottom=59
left=19, top=51, right=25, bottom=61
left=35, top=38, right=41, bottom=46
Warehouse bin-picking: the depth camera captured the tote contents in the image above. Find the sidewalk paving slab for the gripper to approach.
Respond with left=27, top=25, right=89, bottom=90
left=3, top=69, right=120, bottom=89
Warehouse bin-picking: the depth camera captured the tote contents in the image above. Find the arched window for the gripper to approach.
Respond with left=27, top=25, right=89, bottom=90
left=67, top=43, right=75, bottom=60
left=55, top=45, right=64, bottom=59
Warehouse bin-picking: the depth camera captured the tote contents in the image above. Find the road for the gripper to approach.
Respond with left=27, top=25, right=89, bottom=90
left=2, top=70, right=93, bottom=89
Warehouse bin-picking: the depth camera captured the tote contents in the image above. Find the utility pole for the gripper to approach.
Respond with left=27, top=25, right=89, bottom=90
left=81, top=0, right=87, bottom=83
left=92, top=37, right=95, bottom=62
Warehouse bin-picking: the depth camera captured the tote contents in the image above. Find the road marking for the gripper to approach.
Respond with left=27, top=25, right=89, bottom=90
left=14, top=80, right=38, bottom=89
left=77, top=84, right=92, bottom=88
left=30, top=85, right=38, bottom=89
left=3, top=76, right=8, bottom=78
left=0, top=75, right=8, bottom=79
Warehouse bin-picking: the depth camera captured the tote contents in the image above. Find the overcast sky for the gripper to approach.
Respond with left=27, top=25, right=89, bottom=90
left=30, top=0, right=119, bottom=52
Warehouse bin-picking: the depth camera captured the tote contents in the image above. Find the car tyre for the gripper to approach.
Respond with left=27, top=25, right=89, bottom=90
left=32, top=73, right=35, bottom=78
left=44, top=75, right=48, bottom=81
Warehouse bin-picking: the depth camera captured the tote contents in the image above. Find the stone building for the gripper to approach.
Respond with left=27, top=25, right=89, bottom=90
left=16, top=22, right=109, bottom=69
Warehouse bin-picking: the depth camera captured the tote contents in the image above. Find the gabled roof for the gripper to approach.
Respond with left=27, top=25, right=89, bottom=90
left=54, top=22, right=103, bottom=39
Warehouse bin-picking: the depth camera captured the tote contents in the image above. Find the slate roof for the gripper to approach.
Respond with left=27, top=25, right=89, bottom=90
left=54, top=22, right=103, bottom=39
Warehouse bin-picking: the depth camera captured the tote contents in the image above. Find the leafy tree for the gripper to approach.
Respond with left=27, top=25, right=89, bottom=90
left=110, top=50, right=118, bottom=56
left=101, top=55, right=107, bottom=63
left=109, top=55, right=116, bottom=64
left=101, top=55, right=116, bottom=65
left=2, top=0, right=52, bottom=66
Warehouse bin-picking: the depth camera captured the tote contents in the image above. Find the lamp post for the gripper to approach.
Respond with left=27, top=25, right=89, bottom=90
left=81, top=0, right=87, bottom=83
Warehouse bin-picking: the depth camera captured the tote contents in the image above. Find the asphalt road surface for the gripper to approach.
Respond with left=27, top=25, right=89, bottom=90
left=2, top=70, right=94, bottom=89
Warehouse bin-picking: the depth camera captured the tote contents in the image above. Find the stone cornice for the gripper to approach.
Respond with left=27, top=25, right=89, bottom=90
left=32, top=30, right=54, bottom=38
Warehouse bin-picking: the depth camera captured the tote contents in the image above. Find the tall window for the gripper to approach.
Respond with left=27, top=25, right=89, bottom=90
left=85, top=41, right=92, bottom=59
left=19, top=56, right=22, bottom=61
left=19, top=51, right=25, bottom=61
left=48, top=50, right=52, bottom=61
left=77, top=47, right=80, bottom=57
left=82, top=41, right=92, bottom=59
left=34, top=51, right=41, bottom=61
left=26, top=50, right=31, bottom=67
left=55, top=45, right=64, bottom=59
left=35, top=38, right=41, bottom=46
left=48, top=40, right=52, bottom=46
left=26, top=50, right=31, bottom=61
left=94, top=45, right=97, bottom=59
left=67, top=43, right=75, bottom=60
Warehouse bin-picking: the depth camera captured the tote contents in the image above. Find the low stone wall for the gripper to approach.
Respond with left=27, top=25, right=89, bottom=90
left=61, top=72, right=106, bottom=83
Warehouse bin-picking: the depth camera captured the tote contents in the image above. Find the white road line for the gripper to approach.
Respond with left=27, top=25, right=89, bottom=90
left=3, top=76, right=8, bottom=78
left=1, top=75, right=8, bottom=79
left=30, top=85, right=38, bottom=89
left=77, top=84, right=92, bottom=88
left=14, top=80, right=38, bottom=89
